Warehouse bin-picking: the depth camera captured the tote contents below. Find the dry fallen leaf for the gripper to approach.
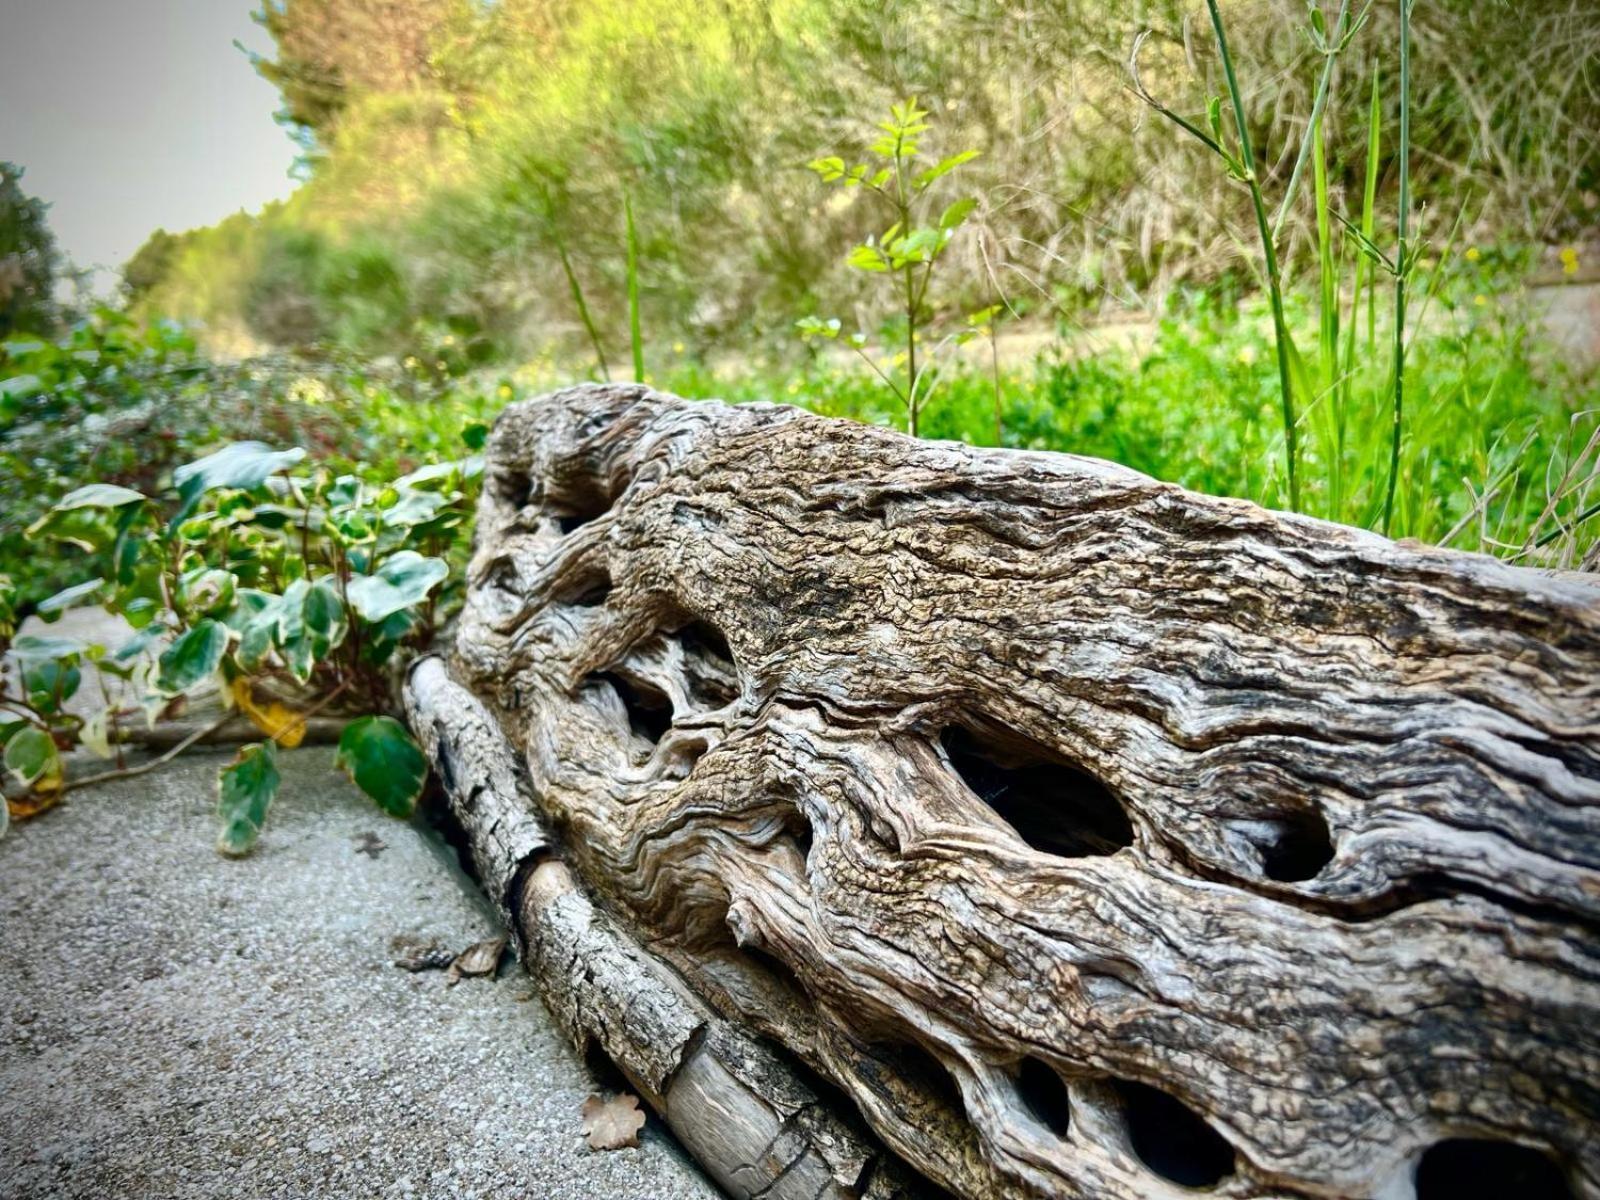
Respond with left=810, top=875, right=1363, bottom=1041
left=445, top=936, right=507, bottom=985
left=391, top=935, right=454, bottom=973
left=581, top=1092, right=647, bottom=1151
left=230, top=678, right=307, bottom=747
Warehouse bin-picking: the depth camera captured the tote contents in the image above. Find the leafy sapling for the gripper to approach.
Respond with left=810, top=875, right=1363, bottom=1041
left=798, top=99, right=980, bottom=436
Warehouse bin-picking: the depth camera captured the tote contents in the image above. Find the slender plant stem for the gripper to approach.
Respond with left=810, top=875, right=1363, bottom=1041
left=1208, top=0, right=1300, bottom=511
left=1272, top=0, right=1354, bottom=241
left=1362, top=70, right=1381, bottom=351
left=904, top=260, right=920, bottom=436
left=624, top=192, right=644, bottom=383
left=1535, top=499, right=1600, bottom=549
left=989, top=323, right=1003, bottom=446
left=63, top=680, right=351, bottom=797
left=1383, top=0, right=1411, bottom=534
left=63, top=711, right=237, bottom=795
left=1314, top=117, right=1343, bottom=518
left=554, top=228, right=610, bottom=380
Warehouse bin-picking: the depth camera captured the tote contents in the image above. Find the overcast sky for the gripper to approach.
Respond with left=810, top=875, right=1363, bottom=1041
left=0, top=0, right=299, bottom=290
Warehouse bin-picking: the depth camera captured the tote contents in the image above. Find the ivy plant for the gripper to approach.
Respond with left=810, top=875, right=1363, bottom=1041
left=1, top=436, right=480, bottom=853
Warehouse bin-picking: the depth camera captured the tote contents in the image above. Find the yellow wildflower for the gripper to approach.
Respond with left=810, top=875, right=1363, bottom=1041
left=1464, top=246, right=1481, bottom=262
left=1473, top=294, right=1487, bottom=307
left=1559, top=247, right=1580, bottom=276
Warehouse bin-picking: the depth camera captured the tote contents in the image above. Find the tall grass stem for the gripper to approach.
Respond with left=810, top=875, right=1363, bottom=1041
left=625, top=192, right=644, bottom=383
left=1207, top=0, right=1300, bottom=511
left=1383, top=0, right=1411, bottom=534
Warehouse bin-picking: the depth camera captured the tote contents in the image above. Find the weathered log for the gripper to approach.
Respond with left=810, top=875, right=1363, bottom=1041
left=422, top=382, right=1600, bottom=1200
left=405, top=655, right=928, bottom=1200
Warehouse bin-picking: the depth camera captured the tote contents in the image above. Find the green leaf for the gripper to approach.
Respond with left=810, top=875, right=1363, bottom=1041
left=1281, top=328, right=1321, bottom=413
left=24, top=659, right=80, bottom=710
left=846, top=243, right=890, bottom=273
left=181, top=569, right=237, bottom=618
left=914, top=149, right=979, bottom=189
left=173, top=442, right=305, bottom=515
left=41, top=483, right=147, bottom=513
left=36, top=578, right=105, bottom=621
left=9, top=633, right=82, bottom=663
left=216, top=741, right=281, bottom=856
left=4, top=726, right=59, bottom=790
left=156, top=620, right=229, bottom=697
left=795, top=316, right=842, bottom=340
left=394, top=457, right=483, bottom=490
left=346, top=552, right=448, bottom=623
left=336, top=716, right=427, bottom=818
left=112, top=622, right=167, bottom=663
left=237, top=597, right=282, bottom=673
left=0, top=373, right=43, bottom=400
left=806, top=155, right=845, bottom=182
left=379, top=488, right=447, bottom=528
left=938, top=198, right=978, bottom=231
left=25, top=484, right=147, bottom=541
left=302, top=577, right=348, bottom=659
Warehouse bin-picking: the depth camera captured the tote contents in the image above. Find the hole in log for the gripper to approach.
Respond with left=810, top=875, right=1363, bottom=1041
left=1257, top=807, right=1335, bottom=882
left=497, top=469, right=533, bottom=510
left=1015, top=1057, right=1072, bottom=1136
left=741, top=940, right=810, bottom=1001
left=591, top=671, right=673, bottom=744
left=872, top=1040, right=964, bottom=1117
left=941, top=725, right=1134, bottom=858
left=548, top=471, right=617, bottom=534
left=555, top=567, right=612, bottom=608
left=1112, top=1079, right=1234, bottom=1188
left=1415, top=1139, right=1572, bottom=1200
left=778, top=800, right=815, bottom=865
left=673, top=617, right=740, bottom=708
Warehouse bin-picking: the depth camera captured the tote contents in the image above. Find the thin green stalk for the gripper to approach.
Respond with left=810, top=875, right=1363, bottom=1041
left=624, top=192, right=644, bottom=383
left=1383, top=0, right=1411, bottom=535
left=891, top=140, right=920, bottom=436
left=1340, top=69, right=1382, bottom=519
left=1362, top=70, right=1381, bottom=352
left=1272, top=0, right=1355, bottom=241
left=1208, top=0, right=1300, bottom=511
left=1313, top=116, right=1342, bottom=517
left=553, top=228, right=609, bottom=380
left=989, top=323, right=1003, bottom=446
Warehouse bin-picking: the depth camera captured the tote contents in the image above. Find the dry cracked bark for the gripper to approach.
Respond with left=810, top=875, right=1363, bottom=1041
left=413, top=382, right=1600, bottom=1200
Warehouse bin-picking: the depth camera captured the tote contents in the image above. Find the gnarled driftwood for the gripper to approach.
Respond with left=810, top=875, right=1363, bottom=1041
left=415, top=383, right=1600, bottom=1200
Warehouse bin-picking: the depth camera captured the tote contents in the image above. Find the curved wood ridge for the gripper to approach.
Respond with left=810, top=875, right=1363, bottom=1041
left=438, top=382, right=1600, bottom=1200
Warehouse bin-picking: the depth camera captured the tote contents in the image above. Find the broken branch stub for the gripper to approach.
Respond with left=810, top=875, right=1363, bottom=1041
left=432, top=382, right=1600, bottom=1200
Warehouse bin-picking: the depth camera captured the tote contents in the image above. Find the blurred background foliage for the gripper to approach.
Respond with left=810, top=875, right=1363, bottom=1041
left=119, top=0, right=1598, bottom=362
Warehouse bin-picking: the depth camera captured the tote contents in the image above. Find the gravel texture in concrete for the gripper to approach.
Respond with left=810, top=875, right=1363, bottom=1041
left=0, top=747, right=718, bottom=1200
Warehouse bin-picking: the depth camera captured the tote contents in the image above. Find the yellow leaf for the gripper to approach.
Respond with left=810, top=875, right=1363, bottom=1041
left=231, top=678, right=308, bottom=748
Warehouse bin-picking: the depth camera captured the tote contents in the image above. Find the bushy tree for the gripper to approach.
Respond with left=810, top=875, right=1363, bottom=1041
left=0, top=163, right=64, bottom=339
left=246, top=0, right=467, bottom=147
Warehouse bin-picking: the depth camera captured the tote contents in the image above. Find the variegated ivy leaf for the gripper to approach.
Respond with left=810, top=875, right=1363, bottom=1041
left=346, top=552, right=448, bottom=623
left=36, top=578, right=105, bottom=621
left=155, top=620, right=230, bottom=697
left=336, top=716, right=427, bottom=818
left=216, top=741, right=281, bottom=856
